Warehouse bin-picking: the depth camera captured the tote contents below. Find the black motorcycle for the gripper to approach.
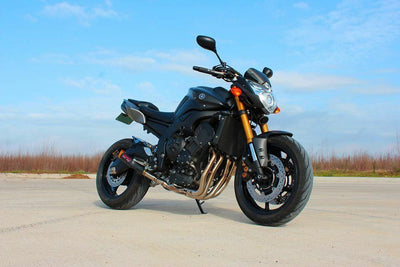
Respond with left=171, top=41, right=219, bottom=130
left=96, top=35, right=313, bottom=226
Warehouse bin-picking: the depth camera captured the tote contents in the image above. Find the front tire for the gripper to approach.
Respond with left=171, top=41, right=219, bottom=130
left=96, top=139, right=150, bottom=210
left=235, top=135, right=313, bottom=226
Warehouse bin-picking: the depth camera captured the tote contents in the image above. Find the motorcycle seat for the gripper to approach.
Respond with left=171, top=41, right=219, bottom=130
left=128, top=99, right=174, bottom=123
left=141, top=107, right=174, bottom=123
left=128, top=99, right=159, bottom=111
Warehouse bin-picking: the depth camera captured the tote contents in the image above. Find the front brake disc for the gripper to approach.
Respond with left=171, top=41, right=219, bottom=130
left=246, top=154, right=285, bottom=204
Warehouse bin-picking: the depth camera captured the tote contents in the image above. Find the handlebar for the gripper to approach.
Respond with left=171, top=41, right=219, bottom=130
left=193, top=66, right=225, bottom=78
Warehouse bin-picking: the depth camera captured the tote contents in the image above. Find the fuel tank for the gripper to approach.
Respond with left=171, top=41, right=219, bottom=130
left=174, top=86, right=232, bottom=118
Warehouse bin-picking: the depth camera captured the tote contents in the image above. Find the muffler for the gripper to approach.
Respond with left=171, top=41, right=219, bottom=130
left=109, top=150, right=146, bottom=177
left=109, top=137, right=151, bottom=176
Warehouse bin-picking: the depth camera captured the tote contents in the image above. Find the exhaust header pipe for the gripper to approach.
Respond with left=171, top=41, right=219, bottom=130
left=116, top=147, right=236, bottom=201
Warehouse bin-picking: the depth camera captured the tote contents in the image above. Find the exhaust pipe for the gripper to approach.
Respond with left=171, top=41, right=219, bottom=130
left=116, top=150, right=218, bottom=198
left=111, top=150, right=146, bottom=174
left=116, top=149, right=236, bottom=201
left=109, top=139, right=150, bottom=176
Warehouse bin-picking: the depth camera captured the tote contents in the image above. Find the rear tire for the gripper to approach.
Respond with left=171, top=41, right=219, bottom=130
left=235, top=135, right=313, bottom=226
left=96, top=139, right=150, bottom=210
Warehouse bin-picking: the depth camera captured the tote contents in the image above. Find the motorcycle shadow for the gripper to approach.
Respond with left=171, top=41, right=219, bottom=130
left=94, top=198, right=252, bottom=225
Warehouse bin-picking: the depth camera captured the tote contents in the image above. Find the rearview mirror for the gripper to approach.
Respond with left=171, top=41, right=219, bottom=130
left=263, top=67, right=273, bottom=78
left=196, top=35, right=217, bottom=53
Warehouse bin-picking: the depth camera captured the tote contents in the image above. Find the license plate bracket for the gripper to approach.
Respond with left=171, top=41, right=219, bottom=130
left=116, top=113, right=133, bottom=125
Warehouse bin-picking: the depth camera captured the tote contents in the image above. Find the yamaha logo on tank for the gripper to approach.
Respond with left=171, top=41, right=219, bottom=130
left=198, top=93, right=206, bottom=100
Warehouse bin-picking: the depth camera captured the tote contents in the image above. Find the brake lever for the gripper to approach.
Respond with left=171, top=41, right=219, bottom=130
left=207, top=70, right=224, bottom=78
left=212, top=71, right=226, bottom=79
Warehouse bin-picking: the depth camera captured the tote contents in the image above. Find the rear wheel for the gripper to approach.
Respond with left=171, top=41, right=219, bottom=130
left=234, top=135, right=313, bottom=226
left=96, top=139, right=150, bottom=209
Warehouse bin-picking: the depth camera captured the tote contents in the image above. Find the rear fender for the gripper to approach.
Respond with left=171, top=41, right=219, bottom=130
left=252, top=131, right=293, bottom=167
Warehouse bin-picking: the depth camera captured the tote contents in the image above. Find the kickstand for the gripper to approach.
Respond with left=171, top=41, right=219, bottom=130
left=195, top=199, right=207, bottom=214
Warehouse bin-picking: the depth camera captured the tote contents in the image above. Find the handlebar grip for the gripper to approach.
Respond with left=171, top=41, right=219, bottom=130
left=193, top=66, right=225, bottom=78
left=193, top=66, right=213, bottom=74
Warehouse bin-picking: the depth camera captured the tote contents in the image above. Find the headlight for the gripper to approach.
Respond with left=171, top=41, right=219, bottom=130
left=247, top=80, right=277, bottom=114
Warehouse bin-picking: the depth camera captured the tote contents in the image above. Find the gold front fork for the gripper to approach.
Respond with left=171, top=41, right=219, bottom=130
left=260, top=123, right=269, bottom=133
left=233, top=92, right=267, bottom=174
left=234, top=96, right=269, bottom=139
left=234, top=96, right=254, bottom=144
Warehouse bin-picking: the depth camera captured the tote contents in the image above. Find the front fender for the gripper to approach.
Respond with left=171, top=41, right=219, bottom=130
left=256, top=130, right=293, bottom=139
left=252, top=131, right=293, bottom=166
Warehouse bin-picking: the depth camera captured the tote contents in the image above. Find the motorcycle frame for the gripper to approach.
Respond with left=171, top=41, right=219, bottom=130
left=116, top=58, right=294, bottom=200
left=129, top=87, right=293, bottom=200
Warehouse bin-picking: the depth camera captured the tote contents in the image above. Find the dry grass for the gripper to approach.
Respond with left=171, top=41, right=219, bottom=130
left=0, top=151, right=102, bottom=174
left=0, top=149, right=399, bottom=177
left=311, top=151, right=400, bottom=177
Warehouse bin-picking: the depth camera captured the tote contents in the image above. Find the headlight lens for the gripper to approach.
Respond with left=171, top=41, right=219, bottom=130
left=247, top=80, right=277, bottom=114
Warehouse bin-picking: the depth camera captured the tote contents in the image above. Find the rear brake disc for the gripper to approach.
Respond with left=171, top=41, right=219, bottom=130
left=106, top=163, right=127, bottom=187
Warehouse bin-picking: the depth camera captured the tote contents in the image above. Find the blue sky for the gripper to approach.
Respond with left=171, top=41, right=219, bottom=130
left=0, top=0, right=399, bottom=155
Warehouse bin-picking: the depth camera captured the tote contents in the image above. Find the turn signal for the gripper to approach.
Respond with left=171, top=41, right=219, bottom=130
left=274, top=107, right=281, bottom=114
left=230, top=86, right=242, bottom=96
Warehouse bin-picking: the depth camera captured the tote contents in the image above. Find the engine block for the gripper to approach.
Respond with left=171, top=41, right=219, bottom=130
left=166, top=122, right=215, bottom=189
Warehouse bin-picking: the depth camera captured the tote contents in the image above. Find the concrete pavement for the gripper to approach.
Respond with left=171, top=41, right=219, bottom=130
left=0, top=175, right=399, bottom=266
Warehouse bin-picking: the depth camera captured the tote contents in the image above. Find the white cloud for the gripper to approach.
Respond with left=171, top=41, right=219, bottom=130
left=0, top=112, right=17, bottom=120
left=327, top=100, right=364, bottom=117
left=30, top=53, right=74, bottom=64
left=89, top=55, right=156, bottom=71
left=293, top=2, right=309, bottom=10
left=136, top=81, right=156, bottom=93
left=87, top=49, right=210, bottom=75
left=353, top=85, right=400, bottom=95
left=30, top=46, right=210, bottom=79
left=273, top=71, right=358, bottom=92
left=43, top=2, right=86, bottom=18
left=64, top=77, right=121, bottom=94
left=273, top=70, right=400, bottom=95
left=27, top=113, right=50, bottom=119
left=287, top=0, right=400, bottom=61
left=24, top=14, right=38, bottom=22
left=153, top=50, right=208, bottom=64
left=374, top=68, right=399, bottom=74
left=42, top=1, right=118, bottom=25
left=91, top=6, right=117, bottom=18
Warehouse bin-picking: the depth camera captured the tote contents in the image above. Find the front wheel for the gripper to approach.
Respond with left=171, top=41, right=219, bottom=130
left=235, top=135, right=313, bottom=226
left=96, top=139, right=150, bottom=210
